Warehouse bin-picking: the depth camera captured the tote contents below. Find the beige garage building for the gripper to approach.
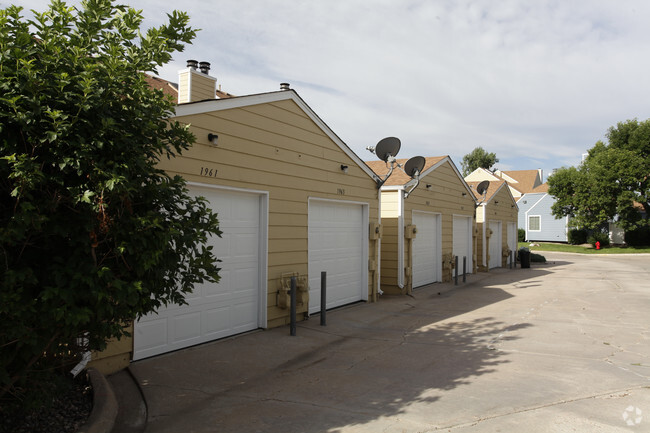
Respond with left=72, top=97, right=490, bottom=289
left=367, top=156, right=476, bottom=294
left=92, top=63, right=382, bottom=371
left=467, top=180, right=518, bottom=271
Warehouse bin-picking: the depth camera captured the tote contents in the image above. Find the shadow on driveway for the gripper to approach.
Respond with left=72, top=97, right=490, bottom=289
left=131, top=268, right=548, bottom=433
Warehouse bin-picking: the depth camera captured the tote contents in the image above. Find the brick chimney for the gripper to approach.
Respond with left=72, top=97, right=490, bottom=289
left=177, top=60, right=217, bottom=104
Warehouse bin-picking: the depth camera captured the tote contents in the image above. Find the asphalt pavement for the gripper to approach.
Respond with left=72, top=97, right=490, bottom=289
left=122, top=253, right=650, bottom=432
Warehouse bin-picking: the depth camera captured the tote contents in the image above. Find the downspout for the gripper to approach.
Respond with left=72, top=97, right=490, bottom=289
left=70, top=333, right=91, bottom=378
left=397, top=187, right=405, bottom=290
left=481, top=203, right=487, bottom=268
left=377, top=188, right=383, bottom=296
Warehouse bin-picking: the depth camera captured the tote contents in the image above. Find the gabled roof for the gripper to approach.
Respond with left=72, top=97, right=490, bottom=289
left=495, top=169, right=543, bottom=194
left=466, top=179, right=504, bottom=202
left=466, top=179, right=517, bottom=208
left=173, top=89, right=380, bottom=182
left=365, top=156, right=447, bottom=186
left=145, top=74, right=179, bottom=101
left=145, top=74, right=235, bottom=100
left=366, top=156, right=476, bottom=200
left=532, top=183, right=549, bottom=193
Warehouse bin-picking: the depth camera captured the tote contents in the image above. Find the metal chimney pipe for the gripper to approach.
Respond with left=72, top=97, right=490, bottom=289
left=199, top=61, right=211, bottom=74
left=186, top=59, right=198, bottom=70
left=280, top=82, right=290, bottom=91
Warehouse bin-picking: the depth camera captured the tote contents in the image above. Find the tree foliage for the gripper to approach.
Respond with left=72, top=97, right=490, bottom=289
left=548, top=119, right=650, bottom=231
left=0, top=0, right=221, bottom=402
left=461, top=147, right=499, bottom=176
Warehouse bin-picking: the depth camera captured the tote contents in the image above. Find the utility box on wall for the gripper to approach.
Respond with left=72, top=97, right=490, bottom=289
left=405, top=224, right=417, bottom=239
left=277, top=272, right=309, bottom=313
left=369, top=222, right=383, bottom=239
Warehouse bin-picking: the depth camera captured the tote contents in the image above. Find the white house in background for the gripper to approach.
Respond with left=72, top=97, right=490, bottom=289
left=466, top=168, right=569, bottom=242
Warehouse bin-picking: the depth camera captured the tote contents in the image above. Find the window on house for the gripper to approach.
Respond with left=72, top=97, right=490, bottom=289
left=529, top=215, right=541, bottom=231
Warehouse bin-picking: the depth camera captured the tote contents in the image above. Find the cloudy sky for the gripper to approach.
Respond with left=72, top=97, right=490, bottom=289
left=14, top=0, right=650, bottom=180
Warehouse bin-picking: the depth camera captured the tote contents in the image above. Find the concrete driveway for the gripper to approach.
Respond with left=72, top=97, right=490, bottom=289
left=129, top=253, right=650, bottom=432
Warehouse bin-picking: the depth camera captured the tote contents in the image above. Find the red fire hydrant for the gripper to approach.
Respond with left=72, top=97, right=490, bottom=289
left=596, top=241, right=601, bottom=250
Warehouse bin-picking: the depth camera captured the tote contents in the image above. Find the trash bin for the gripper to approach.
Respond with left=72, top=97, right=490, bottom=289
left=519, top=247, right=531, bottom=268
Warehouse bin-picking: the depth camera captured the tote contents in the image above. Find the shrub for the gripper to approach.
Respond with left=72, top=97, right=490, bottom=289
left=587, top=231, right=610, bottom=248
left=518, top=228, right=526, bottom=242
left=568, top=228, right=588, bottom=245
left=0, top=1, right=221, bottom=406
left=624, top=225, right=650, bottom=247
left=530, top=253, right=546, bottom=263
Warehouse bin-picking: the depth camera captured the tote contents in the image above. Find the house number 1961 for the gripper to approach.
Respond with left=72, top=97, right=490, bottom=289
left=200, top=167, right=218, bottom=177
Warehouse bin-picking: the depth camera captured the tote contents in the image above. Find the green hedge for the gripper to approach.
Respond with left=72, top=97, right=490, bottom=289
left=587, top=231, right=610, bottom=248
left=518, top=228, right=526, bottom=242
left=568, top=228, right=588, bottom=245
left=624, top=226, right=650, bottom=247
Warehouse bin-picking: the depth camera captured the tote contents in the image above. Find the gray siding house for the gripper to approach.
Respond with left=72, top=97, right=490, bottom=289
left=467, top=168, right=570, bottom=243
left=523, top=193, right=569, bottom=242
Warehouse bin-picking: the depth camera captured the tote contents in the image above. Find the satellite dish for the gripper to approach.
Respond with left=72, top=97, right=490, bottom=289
left=404, top=156, right=426, bottom=178
left=476, top=180, right=490, bottom=195
left=375, top=137, right=401, bottom=162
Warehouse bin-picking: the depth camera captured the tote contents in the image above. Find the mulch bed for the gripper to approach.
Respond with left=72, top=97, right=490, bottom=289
left=0, top=375, right=92, bottom=433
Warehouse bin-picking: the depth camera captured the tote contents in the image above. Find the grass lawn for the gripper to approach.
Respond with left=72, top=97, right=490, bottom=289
left=517, top=242, right=650, bottom=254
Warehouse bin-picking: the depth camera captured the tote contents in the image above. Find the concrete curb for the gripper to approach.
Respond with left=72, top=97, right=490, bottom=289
left=77, top=368, right=118, bottom=433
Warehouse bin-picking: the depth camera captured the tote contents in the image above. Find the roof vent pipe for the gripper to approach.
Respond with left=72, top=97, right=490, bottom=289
left=280, top=82, right=290, bottom=91
left=199, top=61, right=211, bottom=74
left=187, top=59, right=199, bottom=70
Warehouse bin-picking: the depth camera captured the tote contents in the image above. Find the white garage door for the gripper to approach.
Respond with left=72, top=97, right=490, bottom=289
left=453, top=215, right=473, bottom=272
left=488, top=220, right=502, bottom=269
left=412, top=211, right=441, bottom=288
left=134, top=186, right=264, bottom=360
left=308, top=200, right=367, bottom=314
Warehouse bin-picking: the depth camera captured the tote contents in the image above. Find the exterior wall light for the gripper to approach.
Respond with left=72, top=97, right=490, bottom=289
left=340, top=164, right=349, bottom=174
left=208, top=133, right=218, bottom=145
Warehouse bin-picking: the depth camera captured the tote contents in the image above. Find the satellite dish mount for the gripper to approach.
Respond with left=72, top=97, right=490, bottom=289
left=403, top=156, right=426, bottom=198
left=367, top=137, right=401, bottom=188
left=474, top=180, right=490, bottom=207
left=367, top=137, right=426, bottom=197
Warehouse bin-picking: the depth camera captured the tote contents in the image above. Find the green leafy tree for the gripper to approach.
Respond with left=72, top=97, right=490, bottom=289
left=461, top=147, right=499, bottom=176
left=548, top=119, right=650, bottom=231
left=0, top=0, right=221, bottom=403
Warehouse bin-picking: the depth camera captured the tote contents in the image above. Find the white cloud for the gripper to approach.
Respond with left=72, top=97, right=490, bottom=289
left=13, top=0, right=650, bottom=171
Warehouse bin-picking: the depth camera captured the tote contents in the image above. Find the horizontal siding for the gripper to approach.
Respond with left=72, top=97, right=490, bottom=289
left=189, top=73, right=216, bottom=102
left=517, top=193, right=545, bottom=229
left=166, top=99, right=379, bottom=327
left=379, top=161, right=477, bottom=291
left=405, top=161, right=475, bottom=266
left=527, top=194, right=568, bottom=242
left=178, top=72, right=189, bottom=104
left=380, top=190, right=400, bottom=218
left=479, top=186, right=518, bottom=268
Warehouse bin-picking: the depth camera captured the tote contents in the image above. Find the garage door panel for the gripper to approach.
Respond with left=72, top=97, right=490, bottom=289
left=135, top=319, right=167, bottom=353
left=134, top=187, right=263, bottom=360
left=488, top=221, right=502, bottom=269
left=309, top=200, right=365, bottom=314
left=453, top=216, right=472, bottom=270
left=170, top=312, right=201, bottom=344
left=412, top=212, right=441, bottom=287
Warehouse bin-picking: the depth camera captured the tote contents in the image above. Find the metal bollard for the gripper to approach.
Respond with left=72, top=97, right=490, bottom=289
left=454, top=255, right=458, bottom=286
left=320, top=271, right=327, bottom=326
left=463, top=256, right=466, bottom=283
left=290, top=276, right=296, bottom=336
